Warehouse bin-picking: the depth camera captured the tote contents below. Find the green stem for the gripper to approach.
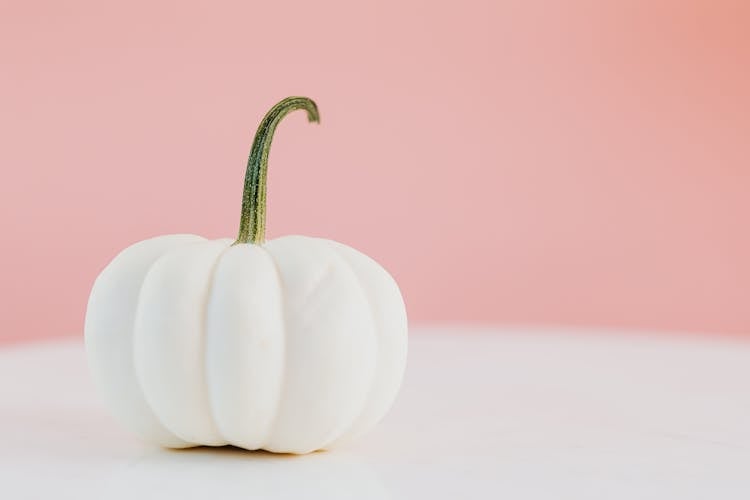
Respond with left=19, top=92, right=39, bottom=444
left=234, top=96, right=320, bottom=245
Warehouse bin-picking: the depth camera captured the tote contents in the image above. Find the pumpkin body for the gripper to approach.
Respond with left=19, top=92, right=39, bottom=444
left=84, top=234, right=407, bottom=454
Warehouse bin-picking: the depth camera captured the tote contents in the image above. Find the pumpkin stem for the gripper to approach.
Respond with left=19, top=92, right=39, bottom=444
left=234, top=96, right=320, bottom=245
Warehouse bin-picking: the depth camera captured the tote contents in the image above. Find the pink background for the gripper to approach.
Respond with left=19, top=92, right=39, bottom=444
left=1, top=0, right=748, bottom=342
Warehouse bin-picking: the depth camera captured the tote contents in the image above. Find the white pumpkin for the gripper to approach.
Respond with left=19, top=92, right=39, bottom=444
left=84, top=97, right=407, bottom=454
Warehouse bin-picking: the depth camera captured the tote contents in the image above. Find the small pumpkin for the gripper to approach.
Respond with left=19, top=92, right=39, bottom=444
left=84, top=97, right=407, bottom=454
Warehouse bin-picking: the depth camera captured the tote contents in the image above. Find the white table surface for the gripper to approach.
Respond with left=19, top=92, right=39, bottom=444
left=2, top=327, right=750, bottom=499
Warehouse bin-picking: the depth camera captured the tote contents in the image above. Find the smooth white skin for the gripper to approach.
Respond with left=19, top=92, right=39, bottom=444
left=84, top=235, right=408, bottom=454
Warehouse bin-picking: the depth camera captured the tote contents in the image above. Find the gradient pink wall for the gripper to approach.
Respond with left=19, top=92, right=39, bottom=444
left=1, top=0, right=749, bottom=342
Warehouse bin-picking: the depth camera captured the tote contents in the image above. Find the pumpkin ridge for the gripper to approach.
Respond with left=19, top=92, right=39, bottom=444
left=316, top=239, right=381, bottom=450
left=200, top=240, right=235, bottom=446
left=258, top=244, right=289, bottom=452
left=130, top=238, right=207, bottom=447
left=133, top=239, right=228, bottom=445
